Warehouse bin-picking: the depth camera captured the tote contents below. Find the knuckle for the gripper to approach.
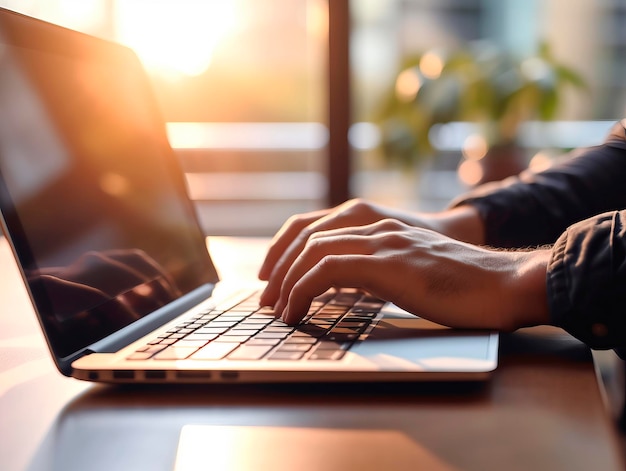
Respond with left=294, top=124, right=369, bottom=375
left=295, top=225, right=314, bottom=244
left=285, top=213, right=305, bottom=228
left=317, top=254, right=339, bottom=272
left=375, top=218, right=404, bottom=231
left=304, top=234, right=326, bottom=254
left=344, top=198, right=372, bottom=216
left=383, top=230, right=412, bottom=249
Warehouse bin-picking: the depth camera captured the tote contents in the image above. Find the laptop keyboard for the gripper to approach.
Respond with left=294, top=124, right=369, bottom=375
left=127, top=289, right=384, bottom=362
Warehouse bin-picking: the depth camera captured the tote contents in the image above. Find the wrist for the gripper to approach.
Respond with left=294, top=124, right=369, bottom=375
left=505, top=249, right=551, bottom=330
left=427, top=205, right=486, bottom=245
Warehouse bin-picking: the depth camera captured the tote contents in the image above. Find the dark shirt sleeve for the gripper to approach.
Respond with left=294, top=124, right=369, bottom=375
left=548, top=210, right=626, bottom=350
left=449, top=120, right=626, bottom=350
left=450, top=121, right=626, bottom=248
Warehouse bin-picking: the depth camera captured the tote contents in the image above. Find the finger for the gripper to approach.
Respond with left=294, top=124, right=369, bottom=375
left=258, top=209, right=330, bottom=280
left=281, top=254, right=386, bottom=325
left=260, top=212, right=393, bottom=307
left=259, top=215, right=339, bottom=305
left=260, top=200, right=371, bottom=289
left=272, top=232, right=378, bottom=317
left=261, top=218, right=412, bottom=307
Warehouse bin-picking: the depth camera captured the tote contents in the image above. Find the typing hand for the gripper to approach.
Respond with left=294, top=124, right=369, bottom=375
left=258, top=199, right=442, bottom=306
left=265, top=218, right=550, bottom=330
left=259, top=198, right=484, bottom=308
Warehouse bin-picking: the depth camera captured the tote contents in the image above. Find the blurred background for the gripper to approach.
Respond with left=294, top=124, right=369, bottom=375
left=1, top=0, right=625, bottom=236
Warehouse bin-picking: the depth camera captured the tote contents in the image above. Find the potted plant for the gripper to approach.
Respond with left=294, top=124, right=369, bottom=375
left=376, top=41, right=587, bottom=185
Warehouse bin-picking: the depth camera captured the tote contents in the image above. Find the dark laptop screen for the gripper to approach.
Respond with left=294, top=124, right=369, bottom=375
left=0, top=10, right=219, bottom=359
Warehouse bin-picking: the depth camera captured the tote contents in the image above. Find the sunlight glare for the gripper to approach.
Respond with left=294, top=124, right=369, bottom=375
left=114, top=0, right=238, bottom=77
left=58, top=0, right=105, bottom=30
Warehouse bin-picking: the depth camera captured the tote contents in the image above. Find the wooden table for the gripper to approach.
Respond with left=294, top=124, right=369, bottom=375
left=0, top=237, right=624, bottom=471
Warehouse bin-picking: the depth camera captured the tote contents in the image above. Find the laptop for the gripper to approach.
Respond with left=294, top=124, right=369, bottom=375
left=0, top=7, right=498, bottom=384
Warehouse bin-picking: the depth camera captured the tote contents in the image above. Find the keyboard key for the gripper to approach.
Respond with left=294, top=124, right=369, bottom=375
left=255, top=307, right=276, bottom=316
left=127, top=351, right=156, bottom=361
left=227, top=345, right=274, bottom=360
left=153, top=346, right=199, bottom=360
left=186, top=322, right=205, bottom=330
left=225, top=329, right=260, bottom=336
left=168, top=333, right=188, bottom=339
left=313, top=314, right=343, bottom=322
left=330, top=327, right=362, bottom=335
left=316, top=340, right=351, bottom=350
left=239, top=318, right=272, bottom=326
left=246, top=338, right=281, bottom=346
left=318, top=307, right=348, bottom=315
left=268, top=351, right=305, bottom=361
left=308, top=319, right=334, bottom=327
left=175, top=339, right=210, bottom=348
left=352, top=302, right=383, bottom=312
left=191, top=342, right=239, bottom=360
left=309, top=349, right=347, bottom=360
left=268, top=320, right=291, bottom=328
left=196, top=327, right=229, bottom=335
left=127, top=345, right=166, bottom=360
left=185, top=333, right=219, bottom=342
left=283, top=336, right=317, bottom=344
left=325, top=332, right=359, bottom=342
left=206, top=320, right=239, bottom=328
left=276, top=344, right=312, bottom=353
left=264, top=326, right=294, bottom=334
left=294, top=325, right=327, bottom=337
left=336, top=321, right=367, bottom=329
left=345, top=312, right=378, bottom=320
left=217, top=314, right=248, bottom=321
left=215, top=335, right=251, bottom=343
left=254, top=332, right=289, bottom=340
left=175, top=327, right=195, bottom=335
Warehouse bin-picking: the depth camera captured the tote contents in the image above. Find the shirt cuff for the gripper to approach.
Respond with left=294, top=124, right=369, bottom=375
left=547, top=211, right=626, bottom=349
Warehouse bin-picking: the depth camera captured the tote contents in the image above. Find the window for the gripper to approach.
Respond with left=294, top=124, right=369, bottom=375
left=3, top=0, right=328, bottom=235
left=350, top=0, right=625, bottom=211
left=2, top=0, right=625, bottom=232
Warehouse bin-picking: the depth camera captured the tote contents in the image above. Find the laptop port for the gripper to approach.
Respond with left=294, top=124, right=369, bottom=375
left=176, top=370, right=212, bottom=380
left=113, top=370, right=135, bottom=380
left=145, top=370, right=166, bottom=380
left=220, top=371, right=239, bottom=381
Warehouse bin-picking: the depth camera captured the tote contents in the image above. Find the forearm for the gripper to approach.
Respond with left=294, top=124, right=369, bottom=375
left=420, top=205, right=486, bottom=246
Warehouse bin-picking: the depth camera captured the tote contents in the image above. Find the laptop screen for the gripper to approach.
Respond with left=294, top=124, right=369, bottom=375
left=0, top=11, right=219, bottom=359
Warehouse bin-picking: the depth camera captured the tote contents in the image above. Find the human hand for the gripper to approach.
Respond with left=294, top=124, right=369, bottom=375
left=259, top=198, right=483, bottom=307
left=267, top=218, right=550, bottom=331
